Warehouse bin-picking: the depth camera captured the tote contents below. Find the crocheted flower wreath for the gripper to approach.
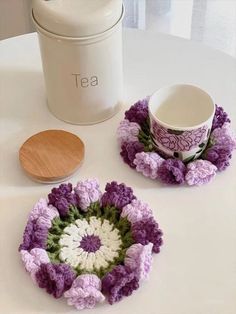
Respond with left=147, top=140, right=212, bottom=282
left=117, top=100, right=236, bottom=186
left=19, top=180, right=163, bottom=310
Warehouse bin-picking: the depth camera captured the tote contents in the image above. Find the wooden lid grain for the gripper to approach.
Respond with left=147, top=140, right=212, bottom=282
left=19, top=130, right=85, bottom=183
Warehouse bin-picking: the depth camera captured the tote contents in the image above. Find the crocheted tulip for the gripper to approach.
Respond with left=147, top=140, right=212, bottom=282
left=101, top=181, right=136, bottom=210
left=74, top=179, right=102, bottom=211
left=102, top=265, right=139, bottom=304
left=20, top=248, right=49, bottom=281
left=125, top=98, right=148, bottom=125
left=204, top=145, right=232, bottom=171
left=132, top=218, right=163, bottom=254
left=117, top=119, right=141, bottom=146
left=29, top=198, right=59, bottom=229
left=121, top=199, right=153, bottom=224
left=64, top=274, right=105, bottom=310
left=134, top=152, right=164, bottom=179
left=125, top=243, right=153, bottom=280
left=210, top=122, right=236, bottom=151
left=48, top=183, right=78, bottom=217
left=212, top=105, right=230, bottom=130
left=120, top=141, right=145, bottom=168
left=157, top=159, right=186, bottom=184
left=35, top=263, right=76, bottom=298
left=19, top=219, right=48, bottom=251
left=185, top=160, right=217, bottom=186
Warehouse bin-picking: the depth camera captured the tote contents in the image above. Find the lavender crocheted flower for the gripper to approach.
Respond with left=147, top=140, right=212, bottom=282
left=125, top=98, right=149, bottom=125
left=19, top=219, right=48, bottom=251
left=121, top=199, right=153, bottom=224
left=117, top=119, right=141, bottom=146
left=185, top=160, right=217, bottom=186
left=102, top=265, right=139, bottom=304
left=132, top=218, right=163, bottom=254
left=48, top=183, right=78, bottom=217
left=20, top=248, right=49, bottom=281
left=125, top=243, right=153, bottom=280
left=210, top=122, right=236, bottom=151
left=134, top=152, right=164, bottom=179
left=64, top=275, right=105, bottom=310
left=157, top=159, right=186, bottom=184
left=74, top=179, right=102, bottom=211
left=120, top=141, right=145, bottom=168
left=101, top=181, right=136, bottom=210
left=204, top=145, right=232, bottom=171
left=35, top=263, right=76, bottom=298
left=212, top=105, right=231, bottom=130
left=29, top=198, right=59, bottom=229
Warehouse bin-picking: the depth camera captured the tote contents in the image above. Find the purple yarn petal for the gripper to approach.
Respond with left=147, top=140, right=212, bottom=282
left=120, top=141, right=145, bottom=168
left=48, top=183, right=78, bottom=217
left=101, top=181, right=136, bottom=210
left=132, top=218, right=163, bottom=254
left=125, top=99, right=149, bottom=125
left=35, top=263, right=76, bottom=298
left=19, top=219, right=48, bottom=251
left=157, top=159, right=186, bottom=184
left=204, top=145, right=232, bottom=171
left=102, top=265, right=139, bottom=304
left=212, top=105, right=230, bottom=130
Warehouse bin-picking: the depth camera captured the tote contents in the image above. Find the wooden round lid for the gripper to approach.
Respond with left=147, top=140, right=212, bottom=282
left=19, top=130, right=85, bottom=183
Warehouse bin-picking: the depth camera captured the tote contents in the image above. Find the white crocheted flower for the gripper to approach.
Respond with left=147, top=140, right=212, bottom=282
left=59, top=217, right=122, bottom=271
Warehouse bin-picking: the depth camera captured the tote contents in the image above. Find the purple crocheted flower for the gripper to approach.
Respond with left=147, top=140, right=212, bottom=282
left=117, top=119, right=141, bottom=146
left=29, top=198, right=59, bottom=229
left=121, top=199, right=153, bottom=224
left=48, top=183, right=78, bottom=217
left=20, top=248, right=49, bottom=281
left=64, top=274, right=105, bottom=310
left=204, top=145, right=232, bottom=171
left=125, top=243, right=153, bottom=280
left=132, top=218, right=163, bottom=254
left=210, top=122, right=236, bottom=151
left=212, top=105, right=230, bottom=130
left=74, top=179, right=102, bottom=211
left=125, top=98, right=148, bottom=125
left=102, top=265, right=139, bottom=304
left=120, top=141, right=145, bottom=168
left=134, top=152, right=164, bottom=179
left=185, top=160, right=217, bottom=186
left=101, top=181, right=136, bottom=210
left=157, top=159, right=186, bottom=184
left=19, top=219, right=48, bottom=251
left=35, top=263, right=76, bottom=298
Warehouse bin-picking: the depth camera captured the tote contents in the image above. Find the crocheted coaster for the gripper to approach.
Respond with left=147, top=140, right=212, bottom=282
left=19, top=179, right=163, bottom=310
left=117, top=100, right=236, bottom=186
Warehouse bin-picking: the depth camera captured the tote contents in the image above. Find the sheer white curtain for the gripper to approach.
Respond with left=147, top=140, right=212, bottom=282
left=0, top=0, right=34, bottom=40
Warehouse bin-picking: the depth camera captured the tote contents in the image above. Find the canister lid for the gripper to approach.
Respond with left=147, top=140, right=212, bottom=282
left=32, top=0, right=123, bottom=37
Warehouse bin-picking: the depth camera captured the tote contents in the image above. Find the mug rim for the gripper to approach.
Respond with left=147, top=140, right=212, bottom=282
left=149, top=84, right=215, bottom=131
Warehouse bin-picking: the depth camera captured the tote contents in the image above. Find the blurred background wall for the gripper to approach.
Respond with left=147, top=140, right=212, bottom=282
left=1, top=0, right=236, bottom=56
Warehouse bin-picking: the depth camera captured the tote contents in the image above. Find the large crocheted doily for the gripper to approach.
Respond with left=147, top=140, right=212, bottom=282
left=19, top=179, right=163, bottom=310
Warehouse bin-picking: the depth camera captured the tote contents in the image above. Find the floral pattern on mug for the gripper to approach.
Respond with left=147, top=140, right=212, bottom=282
left=152, top=121, right=208, bottom=152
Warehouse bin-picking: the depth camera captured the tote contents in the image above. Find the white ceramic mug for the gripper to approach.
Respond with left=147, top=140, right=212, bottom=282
left=149, top=84, right=215, bottom=162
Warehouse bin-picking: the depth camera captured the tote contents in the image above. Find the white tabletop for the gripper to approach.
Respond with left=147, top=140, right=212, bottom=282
left=1, top=29, right=236, bottom=314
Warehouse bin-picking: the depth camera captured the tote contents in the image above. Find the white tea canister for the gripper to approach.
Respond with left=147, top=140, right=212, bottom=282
left=32, top=0, right=124, bottom=124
